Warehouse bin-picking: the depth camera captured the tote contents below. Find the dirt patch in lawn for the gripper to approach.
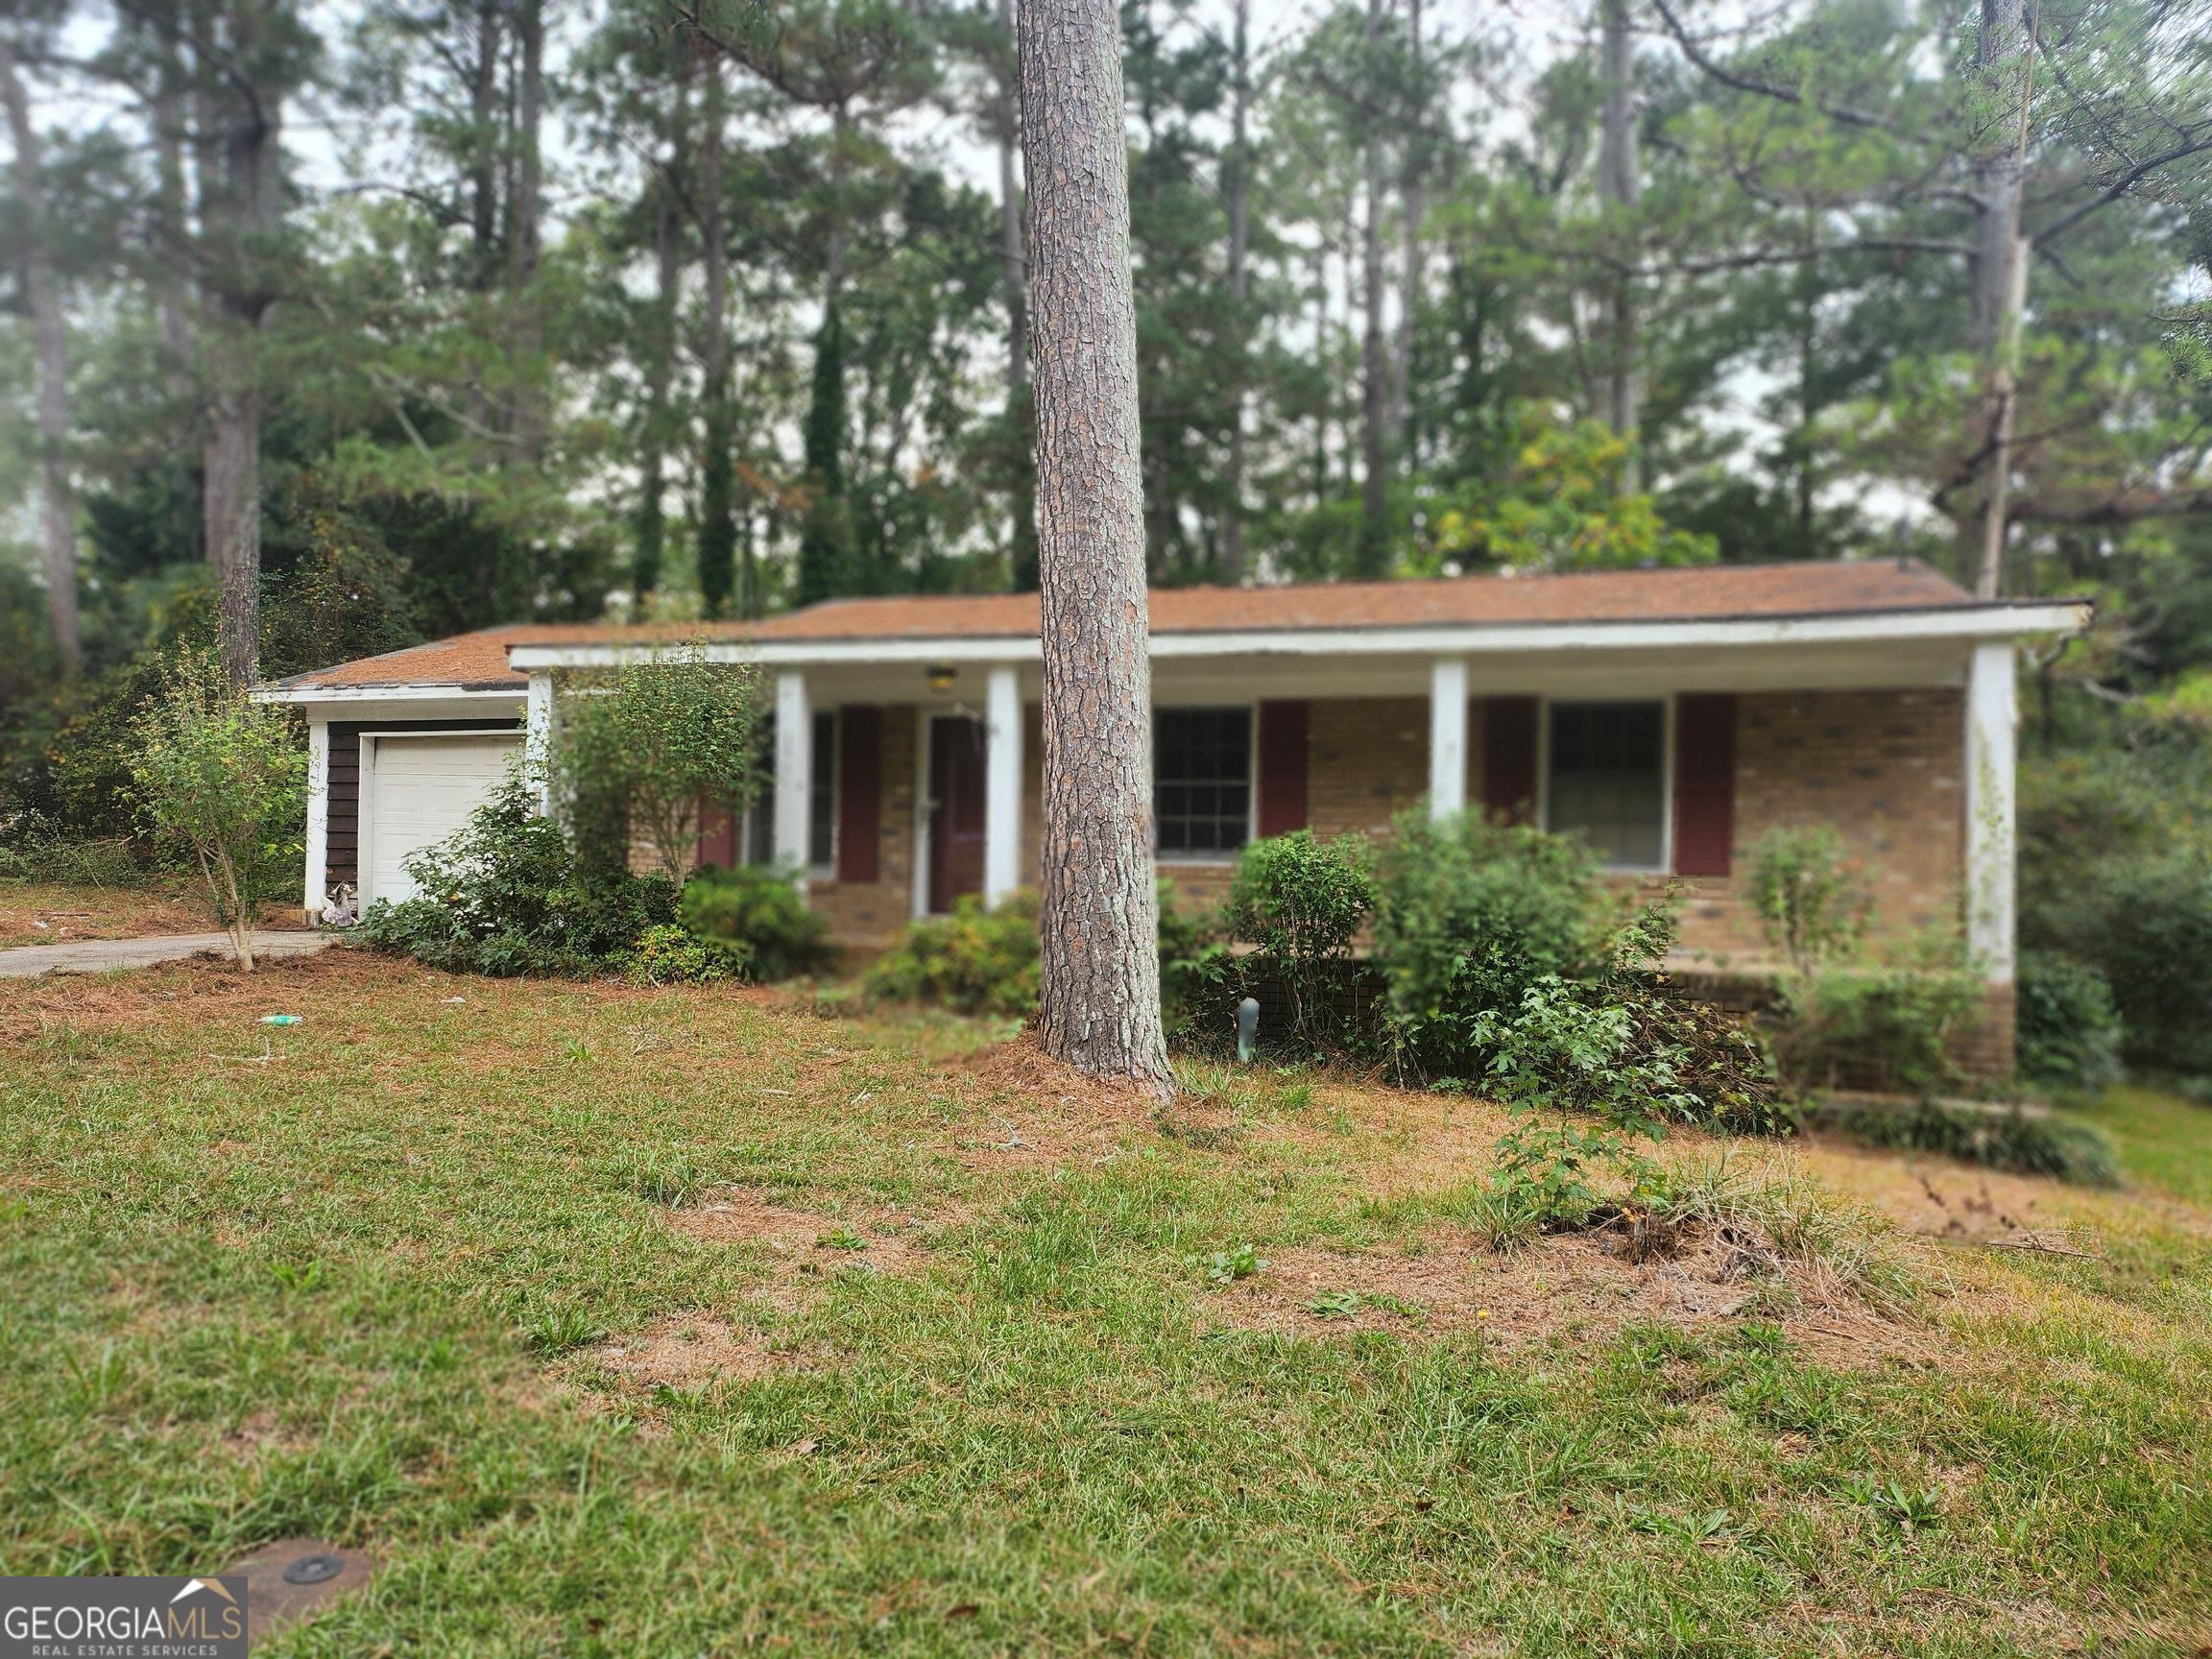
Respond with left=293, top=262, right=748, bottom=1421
left=671, top=1188, right=957, bottom=1281
left=587, top=1314, right=824, bottom=1395
left=1209, top=1220, right=1940, bottom=1370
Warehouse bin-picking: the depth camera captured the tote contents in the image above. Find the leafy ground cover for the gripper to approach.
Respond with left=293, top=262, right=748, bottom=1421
left=0, top=950, right=2206, bottom=1655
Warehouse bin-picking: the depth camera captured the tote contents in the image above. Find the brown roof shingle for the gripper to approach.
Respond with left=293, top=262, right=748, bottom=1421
left=270, top=560, right=2000, bottom=693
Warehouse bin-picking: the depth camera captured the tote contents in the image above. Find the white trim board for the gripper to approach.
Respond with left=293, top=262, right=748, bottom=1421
left=506, top=602, right=2088, bottom=674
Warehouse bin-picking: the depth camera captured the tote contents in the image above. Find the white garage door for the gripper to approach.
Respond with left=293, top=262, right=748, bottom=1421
left=363, top=733, right=523, bottom=905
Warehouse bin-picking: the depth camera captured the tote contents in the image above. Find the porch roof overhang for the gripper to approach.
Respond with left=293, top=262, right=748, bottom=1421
left=504, top=598, right=2089, bottom=672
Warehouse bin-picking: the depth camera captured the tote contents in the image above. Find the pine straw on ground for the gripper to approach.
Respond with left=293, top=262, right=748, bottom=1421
left=0, top=879, right=283, bottom=948
left=1205, top=1219, right=1939, bottom=1371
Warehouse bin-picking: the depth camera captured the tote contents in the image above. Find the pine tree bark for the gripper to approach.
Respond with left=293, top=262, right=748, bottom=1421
left=696, top=52, right=737, bottom=617
left=1020, top=0, right=1172, bottom=1095
left=634, top=75, right=689, bottom=605
left=1965, top=0, right=2034, bottom=598
left=507, top=0, right=546, bottom=468
left=1391, top=0, right=1425, bottom=461
left=996, top=0, right=1039, bottom=591
left=1599, top=0, right=1642, bottom=492
left=1220, top=0, right=1252, bottom=584
left=1356, top=0, right=1391, bottom=577
left=1, top=35, right=82, bottom=676
left=199, top=0, right=285, bottom=689
left=150, top=18, right=197, bottom=405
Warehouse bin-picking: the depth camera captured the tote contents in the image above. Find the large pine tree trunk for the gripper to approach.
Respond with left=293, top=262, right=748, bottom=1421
left=997, top=0, right=1039, bottom=591
left=634, top=76, right=689, bottom=604
left=507, top=0, right=546, bottom=468
left=199, top=0, right=284, bottom=689
left=1020, top=0, right=1172, bottom=1095
left=696, top=52, right=737, bottom=617
left=1391, top=0, right=1424, bottom=461
left=1220, top=0, right=1252, bottom=584
left=1356, top=0, right=1390, bottom=577
left=1599, top=0, right=1642, bottom=492
left=1, top=36, right=82, bottom=676
left=1964, top=0, right=2034, bottom=598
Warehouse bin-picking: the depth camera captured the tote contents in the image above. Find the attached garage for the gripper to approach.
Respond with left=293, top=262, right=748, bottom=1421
left=358, top=732, right=523, bottom=905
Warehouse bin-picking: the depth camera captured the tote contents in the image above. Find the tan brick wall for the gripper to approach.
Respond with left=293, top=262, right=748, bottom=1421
left=805, top=689, right=1978, bottom=1004
left=1671, top=687, right=1965, bottom=967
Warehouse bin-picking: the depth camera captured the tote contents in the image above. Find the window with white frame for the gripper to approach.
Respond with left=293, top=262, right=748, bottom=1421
left=1154, top=708, right=1252, bottom=856
left=1545, top=700, right=1666, bottom=870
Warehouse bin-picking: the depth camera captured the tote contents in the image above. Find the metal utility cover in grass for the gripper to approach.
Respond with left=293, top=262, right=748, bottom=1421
left=228, top=1539, right=373, bottom=1650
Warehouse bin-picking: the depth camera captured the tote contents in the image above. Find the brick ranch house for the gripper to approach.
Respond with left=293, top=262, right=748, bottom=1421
left=256, top=561, right=2085, bottom=1069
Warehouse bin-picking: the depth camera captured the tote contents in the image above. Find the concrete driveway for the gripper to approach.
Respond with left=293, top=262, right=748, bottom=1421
left=0, top=932, right=336, bottom=977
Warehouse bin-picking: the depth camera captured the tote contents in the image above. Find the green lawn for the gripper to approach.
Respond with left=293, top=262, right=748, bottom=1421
left=2062, top=1085, right=2212, bottom=1206
left=2, top=951, right=2208, bottom=1656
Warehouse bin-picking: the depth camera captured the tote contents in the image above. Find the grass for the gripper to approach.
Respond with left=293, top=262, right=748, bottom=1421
left=1, top=951, right=2208, bottom=1655
left=2060, top=1085, right=2212, bottom=1205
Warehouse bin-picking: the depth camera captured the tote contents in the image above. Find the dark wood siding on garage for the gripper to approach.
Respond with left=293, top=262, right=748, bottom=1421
left=324, top=719, right=522, bottom=890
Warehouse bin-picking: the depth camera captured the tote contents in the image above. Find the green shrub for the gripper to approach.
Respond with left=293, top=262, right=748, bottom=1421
left=1767, top=960, right=1986, bottom=1097
left=1810, top=1097, right=2120, bottom=1187
left=358, top=776, right=678, bottom=976
left=2016, top=951, right=2125, bottom=1094
left=2042, top=853, right=2212, bottom=1075
left=0, top=823, right=149, bottom=888
left=678, top=864, right=833, bottom=982
left=617, top=923, right=733, bottom=986
left=864, top=891, right=1040, bottom=1016
left=128, top=650, right=306, bottom=970
left=1158, top=878, right=1232, bottom=1038
left=1748, top=824, right=1870, bottom=974
left=1224, top=830, right=1374, bottom=1047
left=553, top=645, right=764, bottom=883
left=1370, top=808, right=1621, bottom=1074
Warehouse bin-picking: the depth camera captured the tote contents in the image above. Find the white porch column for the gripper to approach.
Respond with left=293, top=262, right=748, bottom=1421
left=985, top=664, right=1023, bottom=906
left=524, top=671, right=557, bottom=811
left=1965, top=639, right=2018, bottom=984
left=1429, top=656, right=1469, bottom=820
left=303, top=720, right=330, bottom=918
left=773, top=670, right=812, bottom=881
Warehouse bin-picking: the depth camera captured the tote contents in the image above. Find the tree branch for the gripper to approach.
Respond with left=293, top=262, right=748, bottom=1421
left=1647, top=0, right=1895, bottom=132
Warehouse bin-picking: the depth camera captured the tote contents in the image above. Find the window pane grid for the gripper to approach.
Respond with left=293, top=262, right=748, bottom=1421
left=1155, top=709, right=1251, bottom=856
left=1547, top=701, right=1665, bottom=869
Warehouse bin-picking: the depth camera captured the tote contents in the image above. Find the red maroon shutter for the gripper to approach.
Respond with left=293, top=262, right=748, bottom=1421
left=695, top=797, right=736, bottom=869
left=1672, top=693, right=1738, bottom=877
left=1480, top=697, right=1540, bottom=824
left=1256, top=700, right=1310, bottom=837
left=835, top=707, right=882, bottom=883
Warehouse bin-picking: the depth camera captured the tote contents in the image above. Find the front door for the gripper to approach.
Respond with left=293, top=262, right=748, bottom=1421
left=927, top=715, right=987, bottom=913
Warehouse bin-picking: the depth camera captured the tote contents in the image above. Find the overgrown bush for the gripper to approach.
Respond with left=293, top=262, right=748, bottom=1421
left=0, top=818, right=148, bottom=888
left=358, top=775, right=678, bottom=976
left=554, top=645, right=763, bottom=882
left=1808, top=1097, right=2120, bottom=1187
left=2016, top=951, right=2125, bottom=1094
left=2020, top=750, right=2212, bottom=1076
left=863, top=891, right=1039, bottom=1016
left=128, top=650, right=305, bottom=970
left=1368, top=810, right=1782, bottom=1136
left=1224, top=830, right=1374, bottom=1047
left=1370, top=808, right=1621, bottom=1074
left=1767, top=958, right=1985, bottom=1097
left=1748, top=824, right=1869, bottom=973
left=679, top=864, right=833, bottom=982
left=616, top=924, right=733, bottom=986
